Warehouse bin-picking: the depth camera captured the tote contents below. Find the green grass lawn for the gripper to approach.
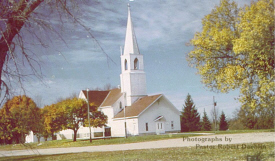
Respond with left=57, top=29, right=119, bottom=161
left=0, top=129, right=273, bottom=151
left=1, top=142, right=274, bottom=161
left=0, top=133, right=198, bottom=151
left=206, top=128, right=274, bottom=134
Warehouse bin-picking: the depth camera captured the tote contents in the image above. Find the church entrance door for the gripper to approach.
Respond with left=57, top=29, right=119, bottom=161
left=155, top=121, right=165, bottom=134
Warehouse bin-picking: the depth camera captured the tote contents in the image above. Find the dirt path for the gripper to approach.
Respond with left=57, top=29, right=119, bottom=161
left=0, top=132, right=274, bottom=157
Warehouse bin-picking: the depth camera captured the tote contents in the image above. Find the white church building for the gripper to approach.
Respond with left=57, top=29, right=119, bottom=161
left=61, top=4, right=180, bottom=139
left=26, top=5, right=181, bottom=142
left=79, top=5, right=181, bottom=137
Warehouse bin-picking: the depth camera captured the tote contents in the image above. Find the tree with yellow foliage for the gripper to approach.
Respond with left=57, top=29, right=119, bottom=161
left=0, top=95, right=40, bottom=144
left=60, top=97, right=107, bottom=142
left=43, top=104, right=66, bottom=140
left=43, top=97, right=107, bottom=142
left=187, top=0, right=274, bottom=114
left=57, top=97, right=88, bottom=142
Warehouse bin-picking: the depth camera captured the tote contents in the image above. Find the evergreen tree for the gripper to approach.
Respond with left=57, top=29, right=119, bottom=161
left=219, top=111, right=229, bottom=131
left=181, top=94, right=200, bottom=132
left=201, top=109, right=212, bottom=131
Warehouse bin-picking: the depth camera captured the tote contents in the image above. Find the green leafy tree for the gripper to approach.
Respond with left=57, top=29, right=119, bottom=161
left=254, top=105, right=274, bottom=129
left=0, top=95, right=41, bottom=144
left=238, top=106, right=257, bottom=129
left=219, top=111, right=228, bottom=131
left=235, top=105, right=274, bottom=129
left=187, top=0, right=274, bottom=111
left=228, top=109, right=245, bottom=130
left=181, top=94, right=200, bottom=132
left=201, top=109, right=212, bottom=131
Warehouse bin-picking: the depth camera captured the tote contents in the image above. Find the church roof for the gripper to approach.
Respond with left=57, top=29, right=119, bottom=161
left=81, top=90, right=109, bottom=107
left=114, top=94, right=162, bottom=118
left=81, top=88, right=123, bottom=107
left=101, top=88, right=123, bottom=107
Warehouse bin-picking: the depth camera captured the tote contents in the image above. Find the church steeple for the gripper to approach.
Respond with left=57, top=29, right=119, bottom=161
left=120, top=4, right=147, bottom=106
left=123, top=4, right=140, bottom=55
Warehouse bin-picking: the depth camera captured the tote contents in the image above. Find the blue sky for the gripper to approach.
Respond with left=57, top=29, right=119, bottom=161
left=20, top=0, right=251, bottom=119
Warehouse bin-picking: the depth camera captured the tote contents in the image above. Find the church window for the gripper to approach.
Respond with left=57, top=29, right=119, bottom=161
left=125, top=59, right=128, bottom=70
left=146, top=123, right=148, bottom=131
left=171, top=121, right=174, bottom=129
left=120, top=102, right=122, bottom=109
left=134, top=58, right=139, bottom=70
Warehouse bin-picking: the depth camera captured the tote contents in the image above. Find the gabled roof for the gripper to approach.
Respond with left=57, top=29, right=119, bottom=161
left=81, top=88, right=122, bottom=108
left=100, top=88, right=123, bottom=107
left=114, top=94, right=162, bottom=118
left=81, top=90, right=109, bottom=107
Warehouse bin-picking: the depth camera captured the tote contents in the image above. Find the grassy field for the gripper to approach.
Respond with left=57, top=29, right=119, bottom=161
left=0, top=129, right=273, bottom=151
left=179, top=128, right=273, bottom=134
left=0, top=133, right=198, bottom=151
left=204, top=128, right=274, bottom=134
left=1, top=142, right=274, bottom=161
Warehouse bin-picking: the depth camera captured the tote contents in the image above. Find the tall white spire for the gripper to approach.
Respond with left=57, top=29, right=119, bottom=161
left=123, top=4, right=140, bottom=55
left=120, top=4, right=147, bottom=106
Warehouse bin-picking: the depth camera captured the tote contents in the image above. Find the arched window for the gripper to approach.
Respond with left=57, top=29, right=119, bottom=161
left=125, top=59, right=128, bottom=70
left=134, top=58, right=139, bottom=70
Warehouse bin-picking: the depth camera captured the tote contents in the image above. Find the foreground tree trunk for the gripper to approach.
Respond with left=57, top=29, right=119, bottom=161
left=37, top=136, right=41, bottom=143
left=73, top=129, right=78, bottom=142
left=51, top=133, right=54, bottom=140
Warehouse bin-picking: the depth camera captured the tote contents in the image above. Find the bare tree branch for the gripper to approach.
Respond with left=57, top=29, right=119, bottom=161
left=0, top=0, right=114, bottom=104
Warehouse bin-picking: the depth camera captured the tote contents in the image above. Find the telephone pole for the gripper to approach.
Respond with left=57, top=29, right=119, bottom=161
left=87, top=88, right=92, bottom=143
left=213, top=96, right=217, bottom=132
left=124, top=105, right=127, bottom=138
